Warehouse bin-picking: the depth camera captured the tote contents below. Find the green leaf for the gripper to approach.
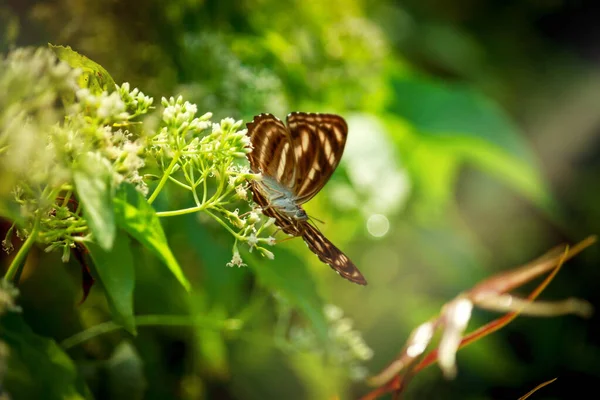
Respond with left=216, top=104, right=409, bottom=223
left=73, top=151, right=116, bottom=251
left=113, top=184, right=191, bottom=292
left=0, top=313, right=91, bottom=400
left=48, top=44, right=116, bottom=94
left=184, top=219, right=248, bottom=308
left=0, top=198, right=23, bottom=227
left=388, top=76, right=555, bottom=213
left=86, top=229, right=137, bottom=335
left=247, top=249, right=329, bottom=345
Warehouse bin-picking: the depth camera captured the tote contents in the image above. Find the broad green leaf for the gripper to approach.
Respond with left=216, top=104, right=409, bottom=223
left=182, top=222, right=249, bottom=378
left=184, top=219, right=249, bottom=307
left=0, top=313, right=91, bottom=400
left=247, top=249, right=329, bottom=345
left=106, top=341, right=147, bottom=400
left=49, top=44, right=116, bottom=94
left=113, top=184, right=191, bottom=291
left=86, top=229, right=136, bottom=335
left=388, top=76, right=555, bottom=213
left=73, top=151, right=116, bottom=251
left=0, top=198, right=23, bottom=227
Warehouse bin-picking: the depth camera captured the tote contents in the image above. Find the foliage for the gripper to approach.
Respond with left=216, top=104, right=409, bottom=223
left=1, top=1, right=599, bottom=399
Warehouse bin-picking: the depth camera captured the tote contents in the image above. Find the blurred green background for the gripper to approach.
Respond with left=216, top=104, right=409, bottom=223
left=2, top=0, right=600, bottom=399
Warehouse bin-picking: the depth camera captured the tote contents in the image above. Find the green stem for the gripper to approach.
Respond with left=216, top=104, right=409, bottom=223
left=60, top=190, right=73, bottom=207
left=205, top=209, right=244, bottom=240
left=148, top=152, right=180, bottom=204
left=187, top=164, right=202, bottom=206
left=200, top=158, right=208, bottom=204
left=3, top=213, right=41, bottom=284
left=60, top=314, right=240, bottom=349
left=156, top=203, right=211, bottom=217
left=168, top=176, right=192, bottom=191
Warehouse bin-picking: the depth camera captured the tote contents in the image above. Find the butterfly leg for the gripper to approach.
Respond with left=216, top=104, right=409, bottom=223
left=239, top=202, right=279, bottom=218
left=276, top=235, right=298, bottom=244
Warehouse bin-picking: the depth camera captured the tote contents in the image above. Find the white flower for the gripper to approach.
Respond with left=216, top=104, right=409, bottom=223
left=324, top=304, right=344, bottom=321
left=220, top=117, right=235, bottom=131
left=258, top=247, right=274, bottom=260
left=61, top=245, right=71, bottom=263
left=211, top=123, right=222, bottom=134
left=247, top=211, right=260, bottom=224
left=263, top=217, right=276, bottom=229
left=1, top=238, right=14, bottom=254
left=247, top=233, right=258, bottom=249
left=235, top=185, right=248, bottom=200
left=228, top=176, right=237, bottom=187
left=226, top=251, right=247, bottom=268
left=238, top=165, right=250, bottom=175
left=97, top=92, right=126, bottom=119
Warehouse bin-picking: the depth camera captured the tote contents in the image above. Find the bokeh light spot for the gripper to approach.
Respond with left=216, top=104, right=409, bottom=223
left=366, top=214, right=390, bottom=237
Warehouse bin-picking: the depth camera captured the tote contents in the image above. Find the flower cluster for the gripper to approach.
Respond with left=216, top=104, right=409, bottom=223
left=0, top=281, right=21, bottom=315
left=286, top=303, right=374, bottom=382
left=1, top=45, right=275, bottom=277
left=0, top=47, right=153, bottom=261
left=147, top=95, right=274, bottom=266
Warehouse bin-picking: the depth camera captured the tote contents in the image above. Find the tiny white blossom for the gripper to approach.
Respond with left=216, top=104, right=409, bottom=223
left=263, top=217, right=276, bottom=229
left=211, top=123, right=222, bottom=134
left=247, top=233, right=258, bottom=249
left=97, top=92, right=126, bottom=119
left=228, top=176, right=237, bottom=187
left=220, top=117, right=235, bottom=131
left=1, top=238, right=13, bottom=254
left=61, top=245, right=71, bottom=263
left=247, top=211, right=260, bottom=224
left=324, top=304, right=344, bottom=321
left=235, top=185, right=248, bottom=200
left=258, top=247, right=275, bottom=260
left=226, top=251, right=247, bottom=268
left=241, top=133, right=252, bottom=147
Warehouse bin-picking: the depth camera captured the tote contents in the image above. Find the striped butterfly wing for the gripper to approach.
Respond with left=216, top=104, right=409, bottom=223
left=246, top=113, right=296, bottom=188
left=246, top=114, right=304, bottom=236
left=286, top=112, right=348, bottom=204
left=246, top=112, right=368, bottom=285
left=301, top=222, right=367, bottom=285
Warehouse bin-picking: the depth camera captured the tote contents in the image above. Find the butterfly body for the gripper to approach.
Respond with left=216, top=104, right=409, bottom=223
left=256, top=174, right=308, bottom=221
left=246, top=112, right=367, bottom=285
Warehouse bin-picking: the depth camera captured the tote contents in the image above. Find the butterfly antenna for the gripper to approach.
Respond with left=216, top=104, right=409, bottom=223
left=308, top=215, right=326, bottom=233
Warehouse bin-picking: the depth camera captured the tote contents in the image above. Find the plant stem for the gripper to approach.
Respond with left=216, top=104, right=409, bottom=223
left=156, top=203, right=211, bottom=217
left=205, top=209, right=244, bottom=240
left=168, top=176, right=192, bottom=191
left=148, top=152, right=180, bottom=204
left=60, top=314, right=238, bottom=349
left=3, top=213, right=41, bottom=284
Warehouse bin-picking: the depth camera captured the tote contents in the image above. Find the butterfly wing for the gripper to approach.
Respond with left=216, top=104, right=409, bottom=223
left=286, top=112, right=348, bottom=204
left=301, top=222, right=367, bottom=285
left=246, top=113, right=296, bottom=188
left=247, top=112, right=368, bottom=286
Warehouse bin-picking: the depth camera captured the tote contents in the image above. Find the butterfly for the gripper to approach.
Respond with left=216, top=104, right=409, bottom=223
left=246, top=112, right=367, bottom=285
